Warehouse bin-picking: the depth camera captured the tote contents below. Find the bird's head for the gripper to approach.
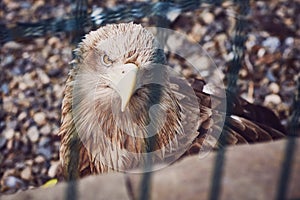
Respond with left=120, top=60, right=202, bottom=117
left=71, top=23, right=180, bottom=149
left=73, top=23, right=167, bottom=112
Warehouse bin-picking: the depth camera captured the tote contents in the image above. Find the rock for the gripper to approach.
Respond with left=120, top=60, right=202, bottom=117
left=37, top=147, right=52, bottom=160
left=262, top=37, right=280, bottom=53
left=257, top=48, right=266, bottom=57
left=31, top=166, right=41, bottom=174
left=3, top=41, right=23, bottom=50
left=3, top=176, right=23, bottom=188
left=38, top=136, right=51, bottom=147
left=284, top=37, right=294, bottom=46
left=266, top=69, right=277, bottom=82
left=40, top=125, right=51, bottom=135
left=22, top=52, right=30, bottom=59
left=20, top=167, right=32, bottom=180
left=27, top=126, right=39, bottom=143
left=264, top=94, right=281, bottom=105
left=187, top=55, right=210, bottom=70
left=2, top=176, right=25, bottom=194
left=34, top=38, right=45, bottom=48
left=53, top=84, right=64, bottom=99
left=48, top=55, right=60, bottom=63
left=3, top=97, right=14, bottom=112
left=15, top=162, right=25, bottom=169
left=37, top=69, right=50, bottom=85
left=41, top=168, right=47, bottom=175
left=201, top=12, right=215, bottom=24
left=48, top=162, right=60, bottom=178
left=269, top=82, right=280, bottom=94
left=25, top=160, right=33, bottom=166
left=18, top=82, right=27, bottom=90
left=48, top=68, right=61, bottom=77
left=1, top=83, right=9, bottom=95
left=33, top=112, right=46, bottom=126
left=34, top=155, right=45, bottom=164
left=7, top=120, right=17, bottom=129
left=0, top=136, right=7, bottom=149
left=190, top=23, right=204, bottom=41
left=18, top=112, right=27, bottom=121
left=47, top=37, right=60, bottom=47
left=23, top=73, right=35, bottom=88
left=6, top=139, right=14, bottom=150
left=4, top=128, right=15, bottom=140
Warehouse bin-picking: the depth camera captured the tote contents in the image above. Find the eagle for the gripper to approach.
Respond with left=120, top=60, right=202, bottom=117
left=58, top=23, right=286, bottom=180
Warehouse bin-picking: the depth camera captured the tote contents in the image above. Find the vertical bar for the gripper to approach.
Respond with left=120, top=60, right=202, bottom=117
left=276, top=137, right=296, bottom=200
left=65, top=1, right=88, bottom=200
left=209, top=0, right=249, bottom=199
left=226, top=0, right=249, bottom=94
left=138, top=10, right=172, bottom=199
left=276, top=76, right=300, bottom=199
left=209, top=147, right=226, bottom=200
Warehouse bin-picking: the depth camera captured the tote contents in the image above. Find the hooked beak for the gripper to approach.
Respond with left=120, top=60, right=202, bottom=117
left=108, top=63, right=138, bottom=112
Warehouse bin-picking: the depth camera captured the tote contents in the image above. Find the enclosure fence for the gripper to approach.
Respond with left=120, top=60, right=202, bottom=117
left=1, top=0, right=299, bottom=200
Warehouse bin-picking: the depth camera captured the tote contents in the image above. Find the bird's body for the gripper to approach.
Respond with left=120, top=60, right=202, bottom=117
left=59, top=23, right=286, bottom=179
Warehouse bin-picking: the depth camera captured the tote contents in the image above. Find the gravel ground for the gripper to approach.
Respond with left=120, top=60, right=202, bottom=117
left=0, top=0, right=299, bottom=195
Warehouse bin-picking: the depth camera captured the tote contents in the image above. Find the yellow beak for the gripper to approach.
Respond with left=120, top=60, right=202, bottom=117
left=108, top=63, right=138, bottom=112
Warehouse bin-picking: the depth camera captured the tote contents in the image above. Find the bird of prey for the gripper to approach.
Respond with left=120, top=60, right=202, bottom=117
left=58, top=23, right=286, bottom=180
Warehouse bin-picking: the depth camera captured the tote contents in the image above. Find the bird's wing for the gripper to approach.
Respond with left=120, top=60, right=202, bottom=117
left=182, top=77, right=286, bottom=155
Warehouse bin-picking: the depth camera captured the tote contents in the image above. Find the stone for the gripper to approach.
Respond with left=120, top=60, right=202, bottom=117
left=264, top=94, right=281, bottom=105
left=7, top=120, right=17, bottom=129
left=269, top=82, right=280, bottom=94
left=190, top=23, right=204, bottom=41
left=20, top=167, right=32, bottom=180
left=4, top=128, right=15, bottom=140
left=15, top=162, right=25, bottom=169
left=18, top=82, right=27, bottom=90
left=3, top=176, right=24, bottom=189
left=3, top=41, right=23, bottom=49
left=37, top=69, right=50, bottom=85
left=48, top=55, right=60, bottom=63
left=262, top=37, right=280, bottom=53
left=34, top=155, right=45, bottom=163
left=48, top=162, right=60, bottom=178
left=1, top=83, right=9, bottom=95
left=33, top=112, right=46, bottom=126
left=201, top=12, right=215, bottom=24
left=38, top=136, right=51, bottom=147
left=0, top=136, right=7, bottom=148
left=40, top=125, right=51, bottom=135
left=25, top=160, right=33, bottom=166
left=3, top=97, right=14, bottom=112
left=27, top=126, right=39, bottom=142
left=187, top=55, right=210, bottom=70
left=23, top=73, right=35, bottom=88
left=47, top=37, right=60, bottom=47
left=53, top=84, right=64, bottom=99
left=37, top=147, right=52, bottom=160
left=18, top=112, right=27, bottom=121
left=285, top=37, right=294, bottom=46
left=6, top=139, right=13, bottom=150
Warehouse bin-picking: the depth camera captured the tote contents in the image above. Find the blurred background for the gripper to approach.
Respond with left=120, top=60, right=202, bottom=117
left=0, top=0, right=299, bottom=195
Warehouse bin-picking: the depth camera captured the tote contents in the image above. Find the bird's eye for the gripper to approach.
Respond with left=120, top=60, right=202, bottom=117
left=101, top=54, right=113, bottom=67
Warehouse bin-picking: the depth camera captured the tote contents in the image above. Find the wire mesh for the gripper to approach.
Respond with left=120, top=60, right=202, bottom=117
left=1, top=0, right=298, bottom=199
